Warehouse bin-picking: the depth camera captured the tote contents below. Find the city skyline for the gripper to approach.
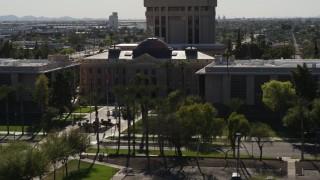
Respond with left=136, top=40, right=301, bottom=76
left=0, top=0, right=319, bottom=19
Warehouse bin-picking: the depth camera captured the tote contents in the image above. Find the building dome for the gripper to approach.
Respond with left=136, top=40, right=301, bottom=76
left=132, top=38, right=172, bottom=59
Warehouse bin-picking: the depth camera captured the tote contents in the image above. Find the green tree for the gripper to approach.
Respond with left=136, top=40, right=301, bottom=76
left=283, top=98, right=309, bottom=160
left=15, top=84, right=29, bottom=135
left=91, top=92, right=103, bottom=158
left=224, top=98, right=245, bottom=115
left=32, top=74, right=50, bottom=134
left=176, top=102, right=224, bottom=178
left=227, top=112, right=250, bottom=157
left=59, top=48, right=76, bottom=55
left=120, top=86, right=139, bottom=168
left=262, top=80, right=297, bottom=113
left=291, top=63, right=317, bottom=100
left=0, top=85, right=13, bottom=134
left=314, top=40, right=319, bottom=58
left=250, top=122, right=276, bottom=161
left=309, top=98, right=320, bottom=127
left=51, top=72, right=72, bottom=119
left=67, top=128, right=90, bottom=172
left=41, top=131, right=69, bottom=180
left=0, top=141, right=50, bottom=180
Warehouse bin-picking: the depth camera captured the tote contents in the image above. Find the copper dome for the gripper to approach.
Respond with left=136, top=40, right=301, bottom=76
left=132, top=38, right=172, bottom=59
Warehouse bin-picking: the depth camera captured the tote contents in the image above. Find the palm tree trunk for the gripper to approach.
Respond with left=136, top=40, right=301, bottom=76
left=78, top=157, right=81, bottom=172
left=301, top=118, right=304, bottom=160
left=117, top=105, right=121, bottom=154
left=132, top=101, right=136, bottom=156
left=95, top=105, right=100, bottom=153
left=53, top=168, right=56, bottom=180
left=126, top=118, right=131, bottom=168
left=65, top=160, right=68, bottom=177
left=20, top=99, right=24, bottom=135
left=5, top=98, right=9, bottom=135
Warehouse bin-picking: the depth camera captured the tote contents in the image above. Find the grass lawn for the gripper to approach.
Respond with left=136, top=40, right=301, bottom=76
left=44, top=159, right=119, bottom=180
left=86, top=148, right=276, bottom=159
left=73, top=107, right=100, bottom=113
left=0, top=125, right=32, bottom=132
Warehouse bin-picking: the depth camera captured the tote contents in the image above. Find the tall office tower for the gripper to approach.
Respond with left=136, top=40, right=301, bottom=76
left=144, top=0, right=217, bottom=44
left=109, top=12, right=119, bottom=29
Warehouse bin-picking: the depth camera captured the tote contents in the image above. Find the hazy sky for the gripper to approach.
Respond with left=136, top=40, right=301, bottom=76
left=0, top=0, right=319, bottom=19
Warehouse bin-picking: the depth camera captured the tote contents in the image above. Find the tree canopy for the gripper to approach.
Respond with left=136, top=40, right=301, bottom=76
left=262, top=80, right=297, bottom=113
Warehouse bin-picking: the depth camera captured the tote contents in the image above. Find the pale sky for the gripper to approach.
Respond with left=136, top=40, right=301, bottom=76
left=0, top=0, right=319, bottom=19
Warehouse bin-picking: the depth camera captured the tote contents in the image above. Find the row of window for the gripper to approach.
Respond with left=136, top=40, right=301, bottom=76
left=147, top=6, right=209, bottom=12
left=82, top=68, right=161, bottom=76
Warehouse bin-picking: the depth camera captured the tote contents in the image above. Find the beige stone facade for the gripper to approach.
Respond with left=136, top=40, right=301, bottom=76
left=144, top=0, right=217, bottom=44
left=79, top=38, right=215, bottom=99
left=197, top=59, right=320, bottom=105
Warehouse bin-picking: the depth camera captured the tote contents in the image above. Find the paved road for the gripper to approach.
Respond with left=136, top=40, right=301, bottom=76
left=292, top=29, right=302, bottom=59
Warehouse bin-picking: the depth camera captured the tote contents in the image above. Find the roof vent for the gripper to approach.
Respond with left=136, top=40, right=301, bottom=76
left=185, top=46, right=198, bottom=59
left=108, top=47, right=121, bottom=59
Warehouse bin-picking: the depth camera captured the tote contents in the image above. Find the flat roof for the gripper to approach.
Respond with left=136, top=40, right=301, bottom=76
left=83, top=50, right=214, bottom=61
left=0, top=59, right=51, bottom=67
left=196, top=59, right=320, bottom=75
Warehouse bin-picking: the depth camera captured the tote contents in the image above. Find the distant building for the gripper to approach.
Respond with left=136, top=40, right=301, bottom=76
left=0, top=55, right=79, bottom=113
left=79, top=38, right=215, bottom=99
left=197, top=59, right=320, bottom=106
left=0, top=55, right=78, bottom=87
left=109, top=12, right=119, bottom=29
left=144, top=0, right=217, bottom=44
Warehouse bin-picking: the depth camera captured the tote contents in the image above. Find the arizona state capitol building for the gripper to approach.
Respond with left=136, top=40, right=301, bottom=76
left=79, top=0, right=320, bottom=105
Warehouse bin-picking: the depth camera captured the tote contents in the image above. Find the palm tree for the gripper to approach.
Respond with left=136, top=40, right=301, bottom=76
left=120, top=87, right=137, bottom=168
left=0, top=85, right=12, bottom=134
left=15, top=84, right=28, bottom=135
left=91, top=92, right=103, bottom=155
left=161, top=61, right=174, bottom=94
left=283, top=98, right=309, bottom=160
left=176, top=61, right=188, bottom=95
left=111, top=86, right=125, bottom=155
left=32, top=74, right=50, bottom=135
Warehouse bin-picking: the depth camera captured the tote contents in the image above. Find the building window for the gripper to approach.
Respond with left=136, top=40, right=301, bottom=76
left=151, top=69, right=156, bottom=75
left=147, top=7, right=153, bottom=11
left=155, top=27, right=160, bottom=37
left=201, top=6, right=209, bottom=11
left=90, top=78, right=93, bottom=86
left=151, top=77, right=157, bottom=85
left=144, top=69, right=148, bottom=75
left=254, top=76, right=270, bottom=105
left=98, top=78, right=102, bottom=85
left=194, top=6, right=199, bottom=11
left=144, top=79, right=149, bottom=86
left=88, top=68, right=92, bottom=74
left=278, top=75, right=291, bottom=82
left=155, top=7, right=160, bottom=11
left=161, top=7, right=166, bottom=11
left=188, top=7, right=192, bottom=11
left=195, top=16, right=200, bottom=43
left=168, top=7, right=185, bottom=11
left=231, top=76, right=246, bottom=100
left=188, top=16, right=193, bottom=43
left=98, top=68, right=101, bottom=74
left=161, top=16, right=166, bottom=40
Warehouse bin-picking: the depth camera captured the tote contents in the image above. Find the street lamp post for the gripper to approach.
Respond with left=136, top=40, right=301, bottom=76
left=236, top=132, right=241, bottom=178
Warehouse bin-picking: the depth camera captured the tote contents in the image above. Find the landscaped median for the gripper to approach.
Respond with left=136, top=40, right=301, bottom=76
left=44, top=159, right=119, bottom=180
left=85, top=148, right=277, bottom=159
